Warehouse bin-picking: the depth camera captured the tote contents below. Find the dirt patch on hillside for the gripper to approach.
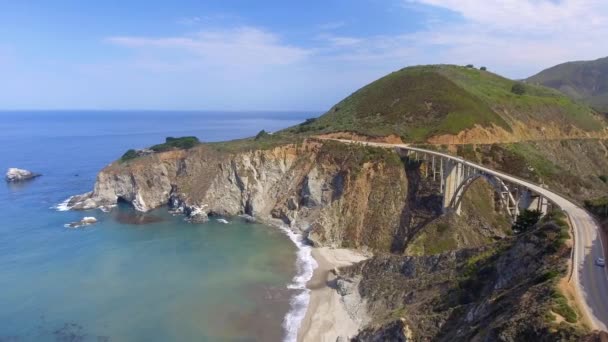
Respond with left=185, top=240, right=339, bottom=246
left=314, top=132, right=404, bottom=144
left=427, top=121, right=608, bottom=145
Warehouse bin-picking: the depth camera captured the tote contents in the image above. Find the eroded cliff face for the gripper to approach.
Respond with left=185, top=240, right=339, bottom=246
left=70, top=140, right=514, bottom=254
left=343, top=217, right=590, bottom=342
left=70, top=141, right=439, bottom=251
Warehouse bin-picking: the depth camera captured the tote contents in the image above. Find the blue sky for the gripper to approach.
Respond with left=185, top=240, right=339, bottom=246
left=1, top=0, right=607, bottom=110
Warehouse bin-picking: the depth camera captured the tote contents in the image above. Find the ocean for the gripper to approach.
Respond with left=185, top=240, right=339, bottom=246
left=0, top=111, right=314, bottom=341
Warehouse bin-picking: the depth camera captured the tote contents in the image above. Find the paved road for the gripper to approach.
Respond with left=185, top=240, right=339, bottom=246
left=329, top=138, right=608, bottom=330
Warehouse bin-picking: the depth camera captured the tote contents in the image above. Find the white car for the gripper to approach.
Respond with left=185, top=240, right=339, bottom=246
left=596, top=258, right=605, bottom=267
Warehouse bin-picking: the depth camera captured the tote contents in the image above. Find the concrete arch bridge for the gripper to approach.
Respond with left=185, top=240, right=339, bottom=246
left=396, top=147, right=551, bottom=220
left=323, top=138, right=608, bottom=332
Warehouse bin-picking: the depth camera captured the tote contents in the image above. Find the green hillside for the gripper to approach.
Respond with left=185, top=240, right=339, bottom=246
left=527, top=56, right=608, bottom=113
left=281, top=65, right=604, bottom=142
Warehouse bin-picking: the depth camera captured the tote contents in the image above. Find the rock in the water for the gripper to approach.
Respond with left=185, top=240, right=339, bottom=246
left=5, top=168, right=41, bottom=182
left=67, top=192, right=99, bottom=210
left=239, top=214, right=257, bottom=223
left=216, top=218, right=229, bottom=224
left=185, top=205, right=209, bottom=223
left=66, top=216, right=98, bottom=228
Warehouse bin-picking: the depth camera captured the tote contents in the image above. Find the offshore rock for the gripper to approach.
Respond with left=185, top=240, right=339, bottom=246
left=66, top=216, right=98, bottom=228
left=5, top=168, right=41, bottom=182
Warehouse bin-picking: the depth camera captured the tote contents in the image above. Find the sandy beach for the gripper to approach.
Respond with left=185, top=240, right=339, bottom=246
left=297, top=247, right=369, bottom=342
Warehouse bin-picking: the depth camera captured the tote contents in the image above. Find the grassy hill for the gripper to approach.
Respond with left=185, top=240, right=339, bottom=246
left=280, top=65, right=605, bottom=142
left=527, top=56, right=608, bottom=113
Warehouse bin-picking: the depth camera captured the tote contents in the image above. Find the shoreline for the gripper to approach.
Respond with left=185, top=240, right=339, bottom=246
left=54, top=200, right=367, bottom=342
left=297, top=247, right=369, bottom=342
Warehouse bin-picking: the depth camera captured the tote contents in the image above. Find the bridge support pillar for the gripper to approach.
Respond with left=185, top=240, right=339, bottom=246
left=520, top=193, right=549, bottom=215
left=538, top=196, right=549, bottom=215
left=443, top=160, right=465, bottom=214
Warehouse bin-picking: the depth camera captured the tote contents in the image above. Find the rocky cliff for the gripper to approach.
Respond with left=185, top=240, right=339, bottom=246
left=69, top=140, right=507, bottom=254
left=342, top=212, right=591, bottom=341
left=69, top=137, right=605, bottom=340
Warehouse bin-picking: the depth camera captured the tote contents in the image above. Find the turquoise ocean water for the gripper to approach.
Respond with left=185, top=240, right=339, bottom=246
left=0, top=111, right=311, bottom=341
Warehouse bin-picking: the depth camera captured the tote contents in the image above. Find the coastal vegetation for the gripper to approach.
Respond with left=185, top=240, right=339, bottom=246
left=150, top=136, right=200, bottom=152
left=120, top=149, right=138, bottom=162
left=512, top=209, right=542, bottom=233
left=511, top=82, right=526, bottom=95
left=119, top=136, right=201, bottom=162
left=276, top=64, right=604, bottom=141
left=585, top=196, right=608, bottom=218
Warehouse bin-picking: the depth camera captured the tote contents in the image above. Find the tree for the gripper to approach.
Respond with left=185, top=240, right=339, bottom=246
left=480, top=66, right=487, bottom=71
left=466, top=64, right=475, bottom=68
left=512, top=209, right=542, bottom=233
left=511, top=82, right=526, bottom=95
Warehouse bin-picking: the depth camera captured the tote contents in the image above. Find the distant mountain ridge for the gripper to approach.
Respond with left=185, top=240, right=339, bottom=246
left=527, top=56, right=608, bottom=113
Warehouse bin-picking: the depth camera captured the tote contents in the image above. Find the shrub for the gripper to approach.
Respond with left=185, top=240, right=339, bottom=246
left=120, top=149, right=138, bottom=162
left=480, top=66, right=487, bottom=71
left=301, top=118, right=317, bottom=126
left=599, top=175, right=608, bottom=183
left=535, top=270, right=560, bottom=284
left=437, top=222, right=450, bottom=233
left=255, top=130, right=270, bottom=140
left=150, top=136, right=200, bottom=152
left=465, top=64, right=475, bottom=68
left=512, top=209, right=542, bottom=233
left=552, top=291, right=578, bottom=323
left=585, top=197, right=608, bottom=218
left=511, top=82, right=526, bottom=95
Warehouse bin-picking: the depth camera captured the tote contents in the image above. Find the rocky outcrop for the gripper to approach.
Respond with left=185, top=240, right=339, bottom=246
left=354, top=319, right=412, bottom=342
left=340, top=218, right=589, bottom=341
left=68, top=140, right=516, bottom=253
left=68, top=141, right=420, bottom=250
left=5, top=168, right=41, bottom=182
left=66, top=217, right=97, bottom=228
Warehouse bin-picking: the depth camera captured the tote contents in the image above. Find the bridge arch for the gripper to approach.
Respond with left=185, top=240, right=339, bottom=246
left=448, top=172, right=519, bottom=220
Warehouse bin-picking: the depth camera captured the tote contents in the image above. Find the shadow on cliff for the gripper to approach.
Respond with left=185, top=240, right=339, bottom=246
left=390, top=157, right=443, bottom=254
left=111, top=198, right=165, bottom=225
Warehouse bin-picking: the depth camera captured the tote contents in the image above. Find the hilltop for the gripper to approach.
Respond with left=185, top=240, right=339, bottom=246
left=280, top=64, right=607, bottom=143
left=528, top=56, right=608, bottom=113
left=209, top=64, right=607, bottom=153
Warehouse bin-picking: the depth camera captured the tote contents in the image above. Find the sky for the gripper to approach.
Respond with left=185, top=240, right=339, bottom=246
left=0, top=0, right=607, bottom=111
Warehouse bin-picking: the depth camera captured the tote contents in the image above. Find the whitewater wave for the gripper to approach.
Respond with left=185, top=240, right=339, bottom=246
left=51, top=196, right=74, bottom=211
left=278, top=225, right=318, bottom=342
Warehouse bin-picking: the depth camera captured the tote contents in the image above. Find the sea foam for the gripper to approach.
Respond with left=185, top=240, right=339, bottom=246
left=52, top=196, right=74, bottom=211
left=279, top=225, right=318, bottom=342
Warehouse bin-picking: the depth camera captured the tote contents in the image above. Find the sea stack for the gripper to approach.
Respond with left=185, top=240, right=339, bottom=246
left=5, top=168, right=41, bottom=182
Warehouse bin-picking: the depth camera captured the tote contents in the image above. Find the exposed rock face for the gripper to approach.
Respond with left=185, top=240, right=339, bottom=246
left=341, top=219, right=589, bottom=341
left=5, top=168, right=41, bottom=182
left=354, top=319, right=412, bottom=342
left=68, top=142, right=422, bottom=250
left=68, top=140, right=512, bottom=252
